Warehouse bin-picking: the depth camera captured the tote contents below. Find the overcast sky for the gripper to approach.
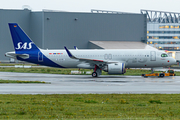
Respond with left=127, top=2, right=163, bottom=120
left=0, top=0, right=180, bottom=13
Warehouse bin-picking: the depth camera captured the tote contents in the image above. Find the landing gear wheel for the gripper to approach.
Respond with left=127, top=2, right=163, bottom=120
left=92, top=72, right=97, bottom=77
left=159, top=73, right=164, bottom=77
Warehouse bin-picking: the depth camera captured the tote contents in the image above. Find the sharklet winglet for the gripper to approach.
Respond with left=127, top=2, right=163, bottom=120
left=74, top=46, right=78, bottom=50
left=64, top=46, right=77, bottom=59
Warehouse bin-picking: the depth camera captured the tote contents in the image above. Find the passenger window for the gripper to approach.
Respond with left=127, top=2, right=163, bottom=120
left=161, top=54, right=168, bottom=57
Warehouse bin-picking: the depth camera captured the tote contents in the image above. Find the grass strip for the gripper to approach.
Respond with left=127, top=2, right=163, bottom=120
left=0, top=63, right=38, bottom=66
left=0, top=67, right=180, bottom=76
left=0, top=94, right=179, bottom=119
left=0, top=80, right=48, bottom=84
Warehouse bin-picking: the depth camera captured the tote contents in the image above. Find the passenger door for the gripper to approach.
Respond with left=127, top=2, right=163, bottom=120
left=150, top=51, right=156, bottom=61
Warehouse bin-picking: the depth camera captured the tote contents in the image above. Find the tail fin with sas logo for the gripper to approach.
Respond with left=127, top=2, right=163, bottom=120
left=8, top=23, right=39, bottom=52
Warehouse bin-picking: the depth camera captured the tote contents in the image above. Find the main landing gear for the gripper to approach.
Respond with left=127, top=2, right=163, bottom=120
left=92, top=65, right=102, bottom=77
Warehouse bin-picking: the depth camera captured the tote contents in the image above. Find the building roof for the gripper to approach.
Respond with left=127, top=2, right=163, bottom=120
left=89, top=41, right=157, bottom=50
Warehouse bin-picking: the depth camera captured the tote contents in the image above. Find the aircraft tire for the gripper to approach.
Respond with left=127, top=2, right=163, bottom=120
left=159, top=73, right=164, bottom=77
left=92, top=72, right=97, bottom=77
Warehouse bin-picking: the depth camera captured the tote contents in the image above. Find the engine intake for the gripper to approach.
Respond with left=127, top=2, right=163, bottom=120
left=103, top=63, right=126, bottom=74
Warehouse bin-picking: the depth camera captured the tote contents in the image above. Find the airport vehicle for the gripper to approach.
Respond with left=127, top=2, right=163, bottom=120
left=142, top=69, right=176, bottom=77
left=5, top=23, right=177, bottom=77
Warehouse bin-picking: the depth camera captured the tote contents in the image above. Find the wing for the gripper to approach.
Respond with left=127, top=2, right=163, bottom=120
left=64, top=46, right=118, bottom=65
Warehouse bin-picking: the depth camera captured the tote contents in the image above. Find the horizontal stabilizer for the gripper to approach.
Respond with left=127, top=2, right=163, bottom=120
left=5, top=52, right=29, bottom=59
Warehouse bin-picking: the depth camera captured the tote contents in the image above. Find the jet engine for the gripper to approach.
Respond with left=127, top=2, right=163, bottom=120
left=103, top=63, right=126, bottom=74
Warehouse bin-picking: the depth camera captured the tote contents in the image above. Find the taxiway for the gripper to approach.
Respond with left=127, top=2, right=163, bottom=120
left=0, top=72, right=180, bottom=94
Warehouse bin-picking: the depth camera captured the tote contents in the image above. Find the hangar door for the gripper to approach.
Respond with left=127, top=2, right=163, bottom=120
left=150, top=51, right=156, bottom=61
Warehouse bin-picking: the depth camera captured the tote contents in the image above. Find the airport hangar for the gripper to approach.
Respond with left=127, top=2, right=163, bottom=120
left=0, top=9, right=147, bottom=61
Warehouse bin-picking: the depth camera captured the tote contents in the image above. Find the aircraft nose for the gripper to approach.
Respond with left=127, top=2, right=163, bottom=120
left=168, top=58, right=177, bottom=65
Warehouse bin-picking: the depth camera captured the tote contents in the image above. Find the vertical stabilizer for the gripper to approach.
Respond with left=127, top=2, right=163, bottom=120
left=8, top=23, right=39, bottom=53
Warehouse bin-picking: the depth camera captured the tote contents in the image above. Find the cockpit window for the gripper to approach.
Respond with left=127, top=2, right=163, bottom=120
left=161, top=53, right=168, bottom=57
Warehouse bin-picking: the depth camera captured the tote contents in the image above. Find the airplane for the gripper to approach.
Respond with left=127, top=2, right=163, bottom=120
left=5, top=23, right=177, bottom=77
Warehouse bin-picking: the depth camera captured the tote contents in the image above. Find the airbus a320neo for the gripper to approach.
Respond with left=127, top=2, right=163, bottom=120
left=5, top=23, right=177, bottom=77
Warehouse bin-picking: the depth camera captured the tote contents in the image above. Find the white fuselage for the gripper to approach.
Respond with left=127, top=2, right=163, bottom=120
left=40, top=49, right=176, bottom=68
left=7, top=23, right=177, bottom=77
